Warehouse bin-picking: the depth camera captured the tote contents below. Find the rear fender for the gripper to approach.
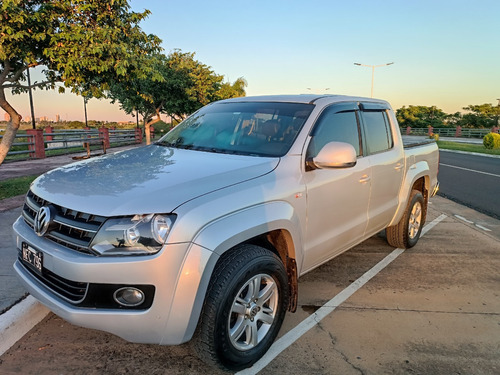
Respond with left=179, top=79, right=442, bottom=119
left=389, top=161, right=430, bottom=227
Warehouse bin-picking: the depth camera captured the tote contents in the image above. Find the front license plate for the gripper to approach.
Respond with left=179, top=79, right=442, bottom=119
left=22, top=243, right=43, bottom=275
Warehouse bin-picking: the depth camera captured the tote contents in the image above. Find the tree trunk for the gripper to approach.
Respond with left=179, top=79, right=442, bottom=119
left=144, top=114, right=163, bottom=145
left=0, top=89, right=22, bottom=165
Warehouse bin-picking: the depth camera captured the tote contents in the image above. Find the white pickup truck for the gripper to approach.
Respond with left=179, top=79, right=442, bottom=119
left=13, top=95, right=439, bottom=370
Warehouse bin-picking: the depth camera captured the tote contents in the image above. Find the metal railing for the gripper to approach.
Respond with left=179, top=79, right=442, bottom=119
left=0, top=133, right=34, bottom=156
left=401, top=127, right=492, bottom=138
left=2, top=128, right=140, bottom=160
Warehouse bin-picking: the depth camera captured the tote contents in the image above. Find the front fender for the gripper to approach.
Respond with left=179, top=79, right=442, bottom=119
left=164, top=201, right=302, bottom=344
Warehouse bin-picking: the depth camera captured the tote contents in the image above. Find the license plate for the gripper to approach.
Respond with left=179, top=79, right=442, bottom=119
left=22, top=243, right=43, bottom=275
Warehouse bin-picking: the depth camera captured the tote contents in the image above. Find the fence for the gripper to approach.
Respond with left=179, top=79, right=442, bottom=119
left=401, top=126, right=498, bottom=139
left=1, top=126, right=146, bottom=160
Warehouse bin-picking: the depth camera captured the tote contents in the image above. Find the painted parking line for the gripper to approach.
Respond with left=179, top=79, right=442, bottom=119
left=237, top=214, right=448, bottom=375
left=455, top=214, right=492, bottom=232
left=454, top=214, right=474, bottom=224
left=439, top=163, right=500, bottom=178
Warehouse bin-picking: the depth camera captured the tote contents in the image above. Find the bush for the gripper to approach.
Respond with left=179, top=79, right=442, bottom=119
left=483, top=133, right=500, bottom=149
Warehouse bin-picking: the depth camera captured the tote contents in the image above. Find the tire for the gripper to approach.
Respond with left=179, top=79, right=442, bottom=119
left=194, top=244, right=289, bottom=371
left=386, top=189, right=425, bottom=249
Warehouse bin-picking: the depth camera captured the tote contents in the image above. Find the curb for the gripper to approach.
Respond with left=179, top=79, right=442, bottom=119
left=439, top=148, right=500, bottom=159
left=0, top=296, right=49, bottom=356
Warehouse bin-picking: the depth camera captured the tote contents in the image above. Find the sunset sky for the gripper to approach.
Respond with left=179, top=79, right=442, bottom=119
left=3, top=0, right=499, bottom=122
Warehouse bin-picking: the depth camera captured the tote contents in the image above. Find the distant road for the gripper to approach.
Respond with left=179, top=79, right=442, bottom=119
left=438, top=151, right=500, bottom=219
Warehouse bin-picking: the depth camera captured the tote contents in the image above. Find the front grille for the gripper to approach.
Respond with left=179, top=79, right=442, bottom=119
left=20, top=256, right=89, bottom=303
left=23, top=190, right=106, bottom=254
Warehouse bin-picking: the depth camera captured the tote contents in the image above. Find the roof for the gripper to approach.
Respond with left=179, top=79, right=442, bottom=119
left=218, top=94, right=389, bottom=105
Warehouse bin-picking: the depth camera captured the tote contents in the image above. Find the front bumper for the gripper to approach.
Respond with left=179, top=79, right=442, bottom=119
left=13, top=217, right=214, bottom=345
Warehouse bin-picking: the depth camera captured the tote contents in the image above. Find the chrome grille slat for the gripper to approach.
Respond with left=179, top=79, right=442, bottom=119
left=53, top=214, right=99, bottom=233
left=20, top=258, right=88, bottom=303
left=22, top=190, right=106, bottom=255
left=47, top=232, right=93, bottom=250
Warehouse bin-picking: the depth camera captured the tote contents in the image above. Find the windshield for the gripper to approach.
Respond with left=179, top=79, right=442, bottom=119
left=157, top=102, right=314, bottom=157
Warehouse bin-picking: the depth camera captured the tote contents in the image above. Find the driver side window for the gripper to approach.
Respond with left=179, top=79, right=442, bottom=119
left=307, top=107, right=361, bottom=159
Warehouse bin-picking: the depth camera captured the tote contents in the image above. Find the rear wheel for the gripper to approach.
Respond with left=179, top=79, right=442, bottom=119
left=386, top=189, right=425, bottom=249
left=194, top=244, right=289, bottom=371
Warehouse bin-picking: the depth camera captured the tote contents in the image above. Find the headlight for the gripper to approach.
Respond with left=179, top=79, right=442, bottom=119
left=90, top=214, right=175, bottom=256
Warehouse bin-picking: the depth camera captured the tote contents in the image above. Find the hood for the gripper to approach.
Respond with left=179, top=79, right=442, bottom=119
left=32, top=145, right=279, bottom=216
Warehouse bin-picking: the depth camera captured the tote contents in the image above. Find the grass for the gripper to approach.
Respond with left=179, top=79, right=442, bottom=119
left=0, top=175, right=38, bottom=200
left=436, top=141, right=500, bottom=156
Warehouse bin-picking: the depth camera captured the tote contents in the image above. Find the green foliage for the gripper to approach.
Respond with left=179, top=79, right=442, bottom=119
left=396, top=105, right=448, bottom=128
left=0, top=0, right=162, bottom=97
left=462, top=104, right=500, bottom=128
left=108, top=53, right=169, bottom=125
left=109, top=50, right=247, bottom=125
left=396, top=103, right=500, bottom=129
left=483, top=133, right=500, bottom=149
left=0, top=0, right=162, bottom=164
left=162, top=50, right=246, bottom=121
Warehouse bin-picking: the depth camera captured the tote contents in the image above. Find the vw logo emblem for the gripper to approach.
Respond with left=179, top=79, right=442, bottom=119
left=34, top=206, right=53, bottom=236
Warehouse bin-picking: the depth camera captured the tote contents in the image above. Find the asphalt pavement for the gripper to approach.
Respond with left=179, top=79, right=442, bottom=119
left=438, top=151, right=500, bottom=219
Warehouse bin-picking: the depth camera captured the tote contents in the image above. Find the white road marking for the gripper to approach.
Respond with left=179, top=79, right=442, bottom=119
left=475, top=224, right=492, bottom=232
left=439, top=163, right=500, bottom=178
left=237, top=214, right=448, bottom=375
left=454, top=215, right=493, bottom=232
left=454, top=214, right=474, bottom=224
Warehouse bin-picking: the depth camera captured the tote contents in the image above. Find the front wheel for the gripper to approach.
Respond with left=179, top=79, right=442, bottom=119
left=386, top=189, right=425, bottom=249
left=194, top=245, right=289, bottom=371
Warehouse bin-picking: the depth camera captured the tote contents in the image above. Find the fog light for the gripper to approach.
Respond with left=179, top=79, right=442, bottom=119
left=113, top=287, right=145, bottom=307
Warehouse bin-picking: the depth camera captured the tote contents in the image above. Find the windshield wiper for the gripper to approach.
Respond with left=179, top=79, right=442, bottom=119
left=156, top=140, right=175, bottom=147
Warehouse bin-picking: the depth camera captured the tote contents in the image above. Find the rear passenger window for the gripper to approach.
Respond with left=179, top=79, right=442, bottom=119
left=307, top=109, right=361, bottom=158
left=362, top=111, right=393, bottom=154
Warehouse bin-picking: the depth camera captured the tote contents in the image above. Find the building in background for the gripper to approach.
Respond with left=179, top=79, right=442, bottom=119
left=3, top=112, right=9, bottom=122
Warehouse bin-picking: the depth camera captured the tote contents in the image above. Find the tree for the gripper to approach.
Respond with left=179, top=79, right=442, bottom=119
left=461, top=104, right=500, bottom=128
left=216, top=77, right=248, bottom=101
left=0, top=0, right=162, bottom=164
left=396, top=105, right=448, bottom=128
left=108, top=53, right=169, bottom=145
left=109, top=50, right=247, bottom=143
left=162, top=50, right=225, bottom=122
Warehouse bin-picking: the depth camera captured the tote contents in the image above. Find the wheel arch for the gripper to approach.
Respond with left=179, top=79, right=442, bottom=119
left=389, top=161, right=430, bottom=227
left=170, top=201, right=301, bottom=344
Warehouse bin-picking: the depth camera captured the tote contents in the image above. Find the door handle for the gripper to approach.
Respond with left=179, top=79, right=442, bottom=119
left=395, top=163, right=404, bottom=171
left=359, top=174, right=371, bottom=184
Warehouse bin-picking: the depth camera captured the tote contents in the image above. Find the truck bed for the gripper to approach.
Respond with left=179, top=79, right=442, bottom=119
left=402, top=136, right=436, bottom=149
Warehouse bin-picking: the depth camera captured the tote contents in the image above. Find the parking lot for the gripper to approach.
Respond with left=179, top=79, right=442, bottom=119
left=1, top=196, right=499, bottom=374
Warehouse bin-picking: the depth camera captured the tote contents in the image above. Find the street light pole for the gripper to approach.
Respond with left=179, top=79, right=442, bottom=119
left=354, top=62, right=394, bottom=98
left=26, top=67, right=36, bottom=129
left=83, top=97, right=88, bottom=127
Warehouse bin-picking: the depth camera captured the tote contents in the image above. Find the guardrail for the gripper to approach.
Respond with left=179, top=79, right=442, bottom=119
left=1, top=127, right=146, bottom=160
left=401, top=126, right=498, bottom=138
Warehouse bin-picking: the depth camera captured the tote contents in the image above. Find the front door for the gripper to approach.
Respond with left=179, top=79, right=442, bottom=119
left=302, top=103, right=371, bottom=273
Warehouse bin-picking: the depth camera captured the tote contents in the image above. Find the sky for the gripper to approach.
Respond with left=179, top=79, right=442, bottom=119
left=3, top=0, right=500, bottom=122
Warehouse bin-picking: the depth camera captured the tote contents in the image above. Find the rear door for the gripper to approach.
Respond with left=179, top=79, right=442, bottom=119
left=302, top=103, right=371, bottom=272
left=359, top=103, right=404, bottom=234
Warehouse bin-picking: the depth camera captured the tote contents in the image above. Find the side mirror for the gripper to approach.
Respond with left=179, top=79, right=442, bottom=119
left=309, top=142, right=357, bottom=169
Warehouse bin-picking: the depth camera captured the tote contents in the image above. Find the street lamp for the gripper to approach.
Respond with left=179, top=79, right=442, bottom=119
left=354, top=62, right=394, bottom=98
